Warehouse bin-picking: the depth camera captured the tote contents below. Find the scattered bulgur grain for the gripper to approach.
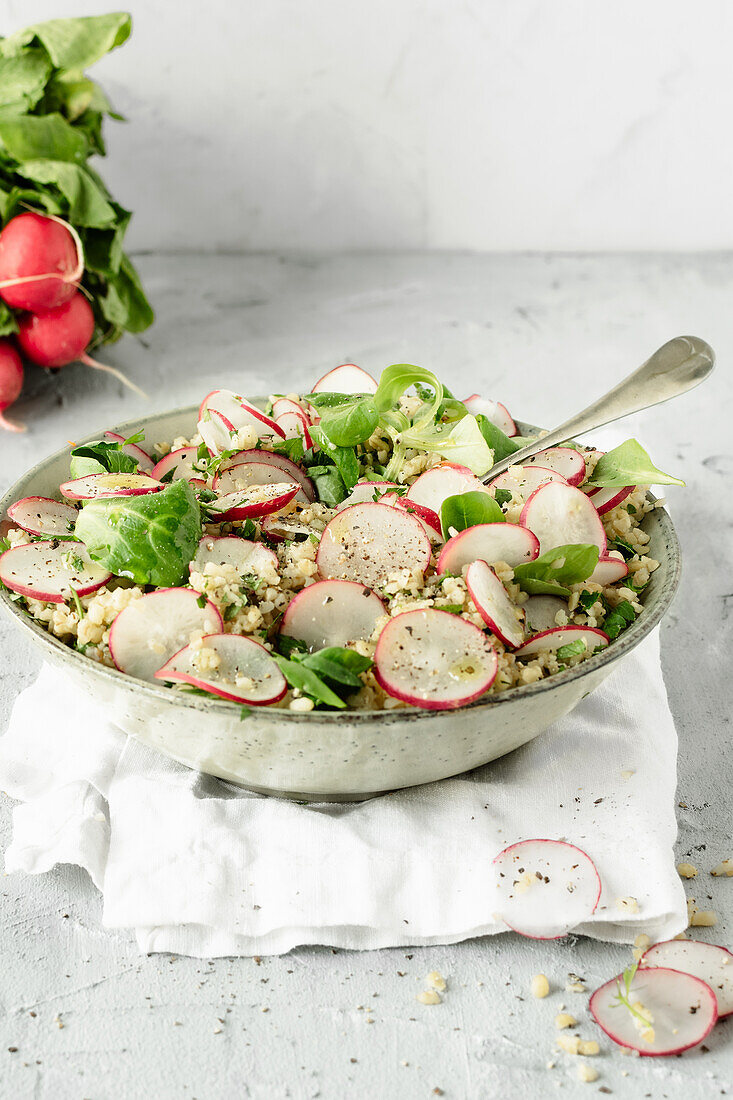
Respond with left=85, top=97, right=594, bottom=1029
left=416, top=990, right=441, bottom=1006
left=711, top=859, right=733, bottom=877
left=577, top=1063, right=599, bottom=1083
left=677, top=862, right=698, bottom=879
left=555, top=1013, right=577, bottom=1030
left=531, top=974, right=550, bottom=998
left=615, top=896, right=639, bottom=914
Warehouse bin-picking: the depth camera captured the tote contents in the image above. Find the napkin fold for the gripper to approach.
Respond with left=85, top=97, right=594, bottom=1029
left=0, top=631, right=686, bottom=957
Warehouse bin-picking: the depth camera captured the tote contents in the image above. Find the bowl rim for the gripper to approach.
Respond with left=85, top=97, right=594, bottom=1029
left=0, top=403, right=682, bottom=725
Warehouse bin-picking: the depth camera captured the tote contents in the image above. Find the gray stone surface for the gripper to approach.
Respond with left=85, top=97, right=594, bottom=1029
left=0, top=253, right=730, bottom=1098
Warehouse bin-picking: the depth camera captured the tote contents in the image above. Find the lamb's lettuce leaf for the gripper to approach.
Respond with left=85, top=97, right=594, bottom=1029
left=441, top=491, right=504, bottom=538
left=513, top=543, right=600, bottom=597
left=586, top=439, right=684, bottom=489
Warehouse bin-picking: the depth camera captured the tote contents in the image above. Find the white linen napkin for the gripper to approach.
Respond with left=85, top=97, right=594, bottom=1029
left=0, top=630, right=686, bottom=957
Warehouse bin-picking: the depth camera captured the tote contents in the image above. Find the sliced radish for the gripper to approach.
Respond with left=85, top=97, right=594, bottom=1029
left=7, top=496, right=78, bottom=538
left=311, top=363, right=378, bottom=395
left=406, top=463, right=490, bottom=514
left=272, top=397, right=308, bottom=420
left=260, top=514, right=314, bottom=543
left=199, top=390, right=285, bottom=439
left=0, top=540, right=110, bottom=603
left=515, top=625, right=609, bottom=658
left=389, top=495, right=443, bottom=541
left=60, top=473, right=163, bottom=501
left=151, top=447, right=200, bottom=485
left=208, top=482, right=300, bottom=521
left=465, top=560, right=525, bottom=648
left=589, top=552, right=629, bottom=586
left=220, top=449, right=315, bottom=502
left=437, top=524, right=539, bottom=574
left=520, top=482, right=607, bottom=556
left=275, top=410, right=313, bottom=449
left=523, top=595, right=565, bottom=633
left=642, top=940, right=733, bottom=1018
left=590, top=967, right=718, bottom=1056
left=489, top=465, right=568, bottom=499
left=191, top=535, right=278, bottom=577
left=462, top=395, right=517, bottom=436
left=155, top=633, right=287, bottom=705
left=336, top=481, right=399, bottom=510
left=523, top=447, right=586, bottom=486
left=492, top=838, right=601, bottom=938
left=280, top=579, right=386, bottom=651
left=317, top=502, right=431, bottom=588
left=108, top=588, right=223, bottom=682
left=104, top=432, right=155, bottom=473
left=587, top=485, right=635, bottom=514
left=198, top=410, right=236, bottom=455
left=214, top=460, right=311, bottom=505
left=374, top=609, right=498, bottom=710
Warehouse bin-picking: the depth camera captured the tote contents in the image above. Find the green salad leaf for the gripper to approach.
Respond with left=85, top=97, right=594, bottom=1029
left=308, top=394, right=379, bottom=447
left=475, top=414, right=524, bottom=466
left=556, top=638, right=588, bottom=661
left=602, top=599, right=637, bottom=640
left=69, top=432, right=142, bottom=477
left=513, top=543, right=600, bottom=597
left=441, top=490, right=504, bottom=538
left=273, top=643, right=373, bottom=709
left=74, top=478, right=200, bottom=587
left=587, top=439, right=684, bottom=489
left=401, top=414, right=493, bottom=476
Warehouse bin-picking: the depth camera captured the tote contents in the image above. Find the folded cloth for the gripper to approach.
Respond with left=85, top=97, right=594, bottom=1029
left=0, top=630, right=686, bottom=957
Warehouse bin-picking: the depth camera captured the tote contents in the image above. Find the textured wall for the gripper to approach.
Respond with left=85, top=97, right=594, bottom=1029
left=7, top=2, right=733, bottom=248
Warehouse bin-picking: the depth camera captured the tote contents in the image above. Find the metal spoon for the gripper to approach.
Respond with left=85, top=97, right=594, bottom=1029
left=484, top=335, right=715, bottom=481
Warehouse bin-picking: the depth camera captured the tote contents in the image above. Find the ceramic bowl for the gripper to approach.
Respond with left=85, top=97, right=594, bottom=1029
left=0, top=405, right=681, bottom=801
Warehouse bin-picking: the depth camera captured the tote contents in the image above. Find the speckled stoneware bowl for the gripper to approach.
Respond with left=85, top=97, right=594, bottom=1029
left=0, top=405, right=681, bottom=801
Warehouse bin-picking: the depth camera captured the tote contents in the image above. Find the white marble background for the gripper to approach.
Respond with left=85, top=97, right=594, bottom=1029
left=7, top=0, right=733, bottom=251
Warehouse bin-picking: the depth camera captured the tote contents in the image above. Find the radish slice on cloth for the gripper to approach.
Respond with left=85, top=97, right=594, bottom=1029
left=589, top=553, right=629, bottom=586
left=406, top=463, right=490, bottom=514
left=515, top=625, right=609, bottom=658
left=317, top=503, right=431, bottom=588
left=520, top=482, right=607, bottom=556
left=208, top=482, right=299, bottom=521
left=275, top=410, right=313, bottom=449
left=214, top=460, right=311, bottom=505
left=587, top=485, right=635, bottom=514
left=151, top=447, right=200, bottom=484
left=155, top=633, right=287, bottom=705
left=7, top=496, right=78, bottom=538
left=60, top=473, right=162, bottom=501
left=104, top=432, right=155, bottom=473
left=191, top=535, right=278, bottom=577
left=462, top=395, right=517, bottom=436
left=220, top=449, right=315, bottom=502
left=437, top=524, right=539, bottom=574
left=198, top=410, right=236, bottom=455
left=109, top=588, right=223, bottom=682
left=336, top=481, right=398, bottom=510
left=280, top=579, right=386, bottom=651
left=374, top=609, right=498, bottom=710
left=489, top=465, right=568, bottom=498
left=492, top=839, right=601, bottom=938
left=523, top=595, right=566, bottom=634
left=0, top=540, right=110, bottom=602
left=199, top=390, right=285, bottom=439
left=641, top=940, right=733, bottom=1018
left=465, top=560, right=525, bottom=648
left=311, top=363, right=378, bottom=394
left=523, top=447, right=586, bottom=486
left=589, top=967, right=718, bottom=1056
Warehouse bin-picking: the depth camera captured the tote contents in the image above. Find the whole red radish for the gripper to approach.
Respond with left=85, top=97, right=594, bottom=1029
left=0, top=212, right=82, bottom=313
left=17, top=292, right=145, bottom=396
left=0, top=338, right=24, bottom=432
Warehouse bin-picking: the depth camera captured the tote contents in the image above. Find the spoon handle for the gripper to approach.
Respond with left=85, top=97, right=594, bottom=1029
left=484, top=335, right=715, bottom=481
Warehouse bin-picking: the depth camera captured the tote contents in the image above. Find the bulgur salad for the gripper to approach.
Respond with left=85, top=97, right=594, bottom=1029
left=0, top=362, right=684, bottom=712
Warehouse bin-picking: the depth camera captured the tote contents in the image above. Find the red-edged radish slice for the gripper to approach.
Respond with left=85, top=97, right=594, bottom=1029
left=374, top=609, right=498, bottom=710
left=220, top=449, right=315, bottom=503
left=214, top=460, right=311, bottom=505
left=515, top=625, right=609, bottom=658
left=7, top=496, right=78, bottom=538
left=641, top=940, right=733, bottom=1018
left=489, top=465, right=568, bottom=498
left=437, top=524, right=539, bottom=574
left=492, top=839, right=601, bottom=938
left=104, top=432, right=155, bottom=473
left=406, top=463, right=490, bottom=514
left=198, top=410, right=236, bottom=455
left=154, top=633, right=287, bottom=705
left=520, top=482, right=607, bottom=556
left=523, top=595, right=565, bottom=633
left=587, top=485, right=635, bottom=514
left=589, top=967, right=718, bottom=1056
left=311, top=363, right=378, bottom=395
left=272, top=397, right=308, bottom=419
left=589, top=552, right=629, bottom=586
left=209, top=482, right=300, bottom=521
left=280, top=579, right=386, bottom=651
left=199, top=390, right=285, bottom=439
left=390, top=496, right=443, bottom=541
left=465, top=560, right=525, bottom=648
left=275, top=410, right=313, bottom=449
left=523, top=447, right=586, bottom=486
left=260, top=514, right=314, bottom=543
left=151, top=447, right=200, bottom=485
left=108, top=588, right=223, bottom=682
left=463, top=395, right=517, bottom=436
left=0, top=540, right=110, bottom=603
left=191, top=535, right=278, bottom=577
left=60, top=473, right=163, bottom=501
left=317, top=503, right=431, bottom=588
left=336, top=481, right=398, bottom=510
